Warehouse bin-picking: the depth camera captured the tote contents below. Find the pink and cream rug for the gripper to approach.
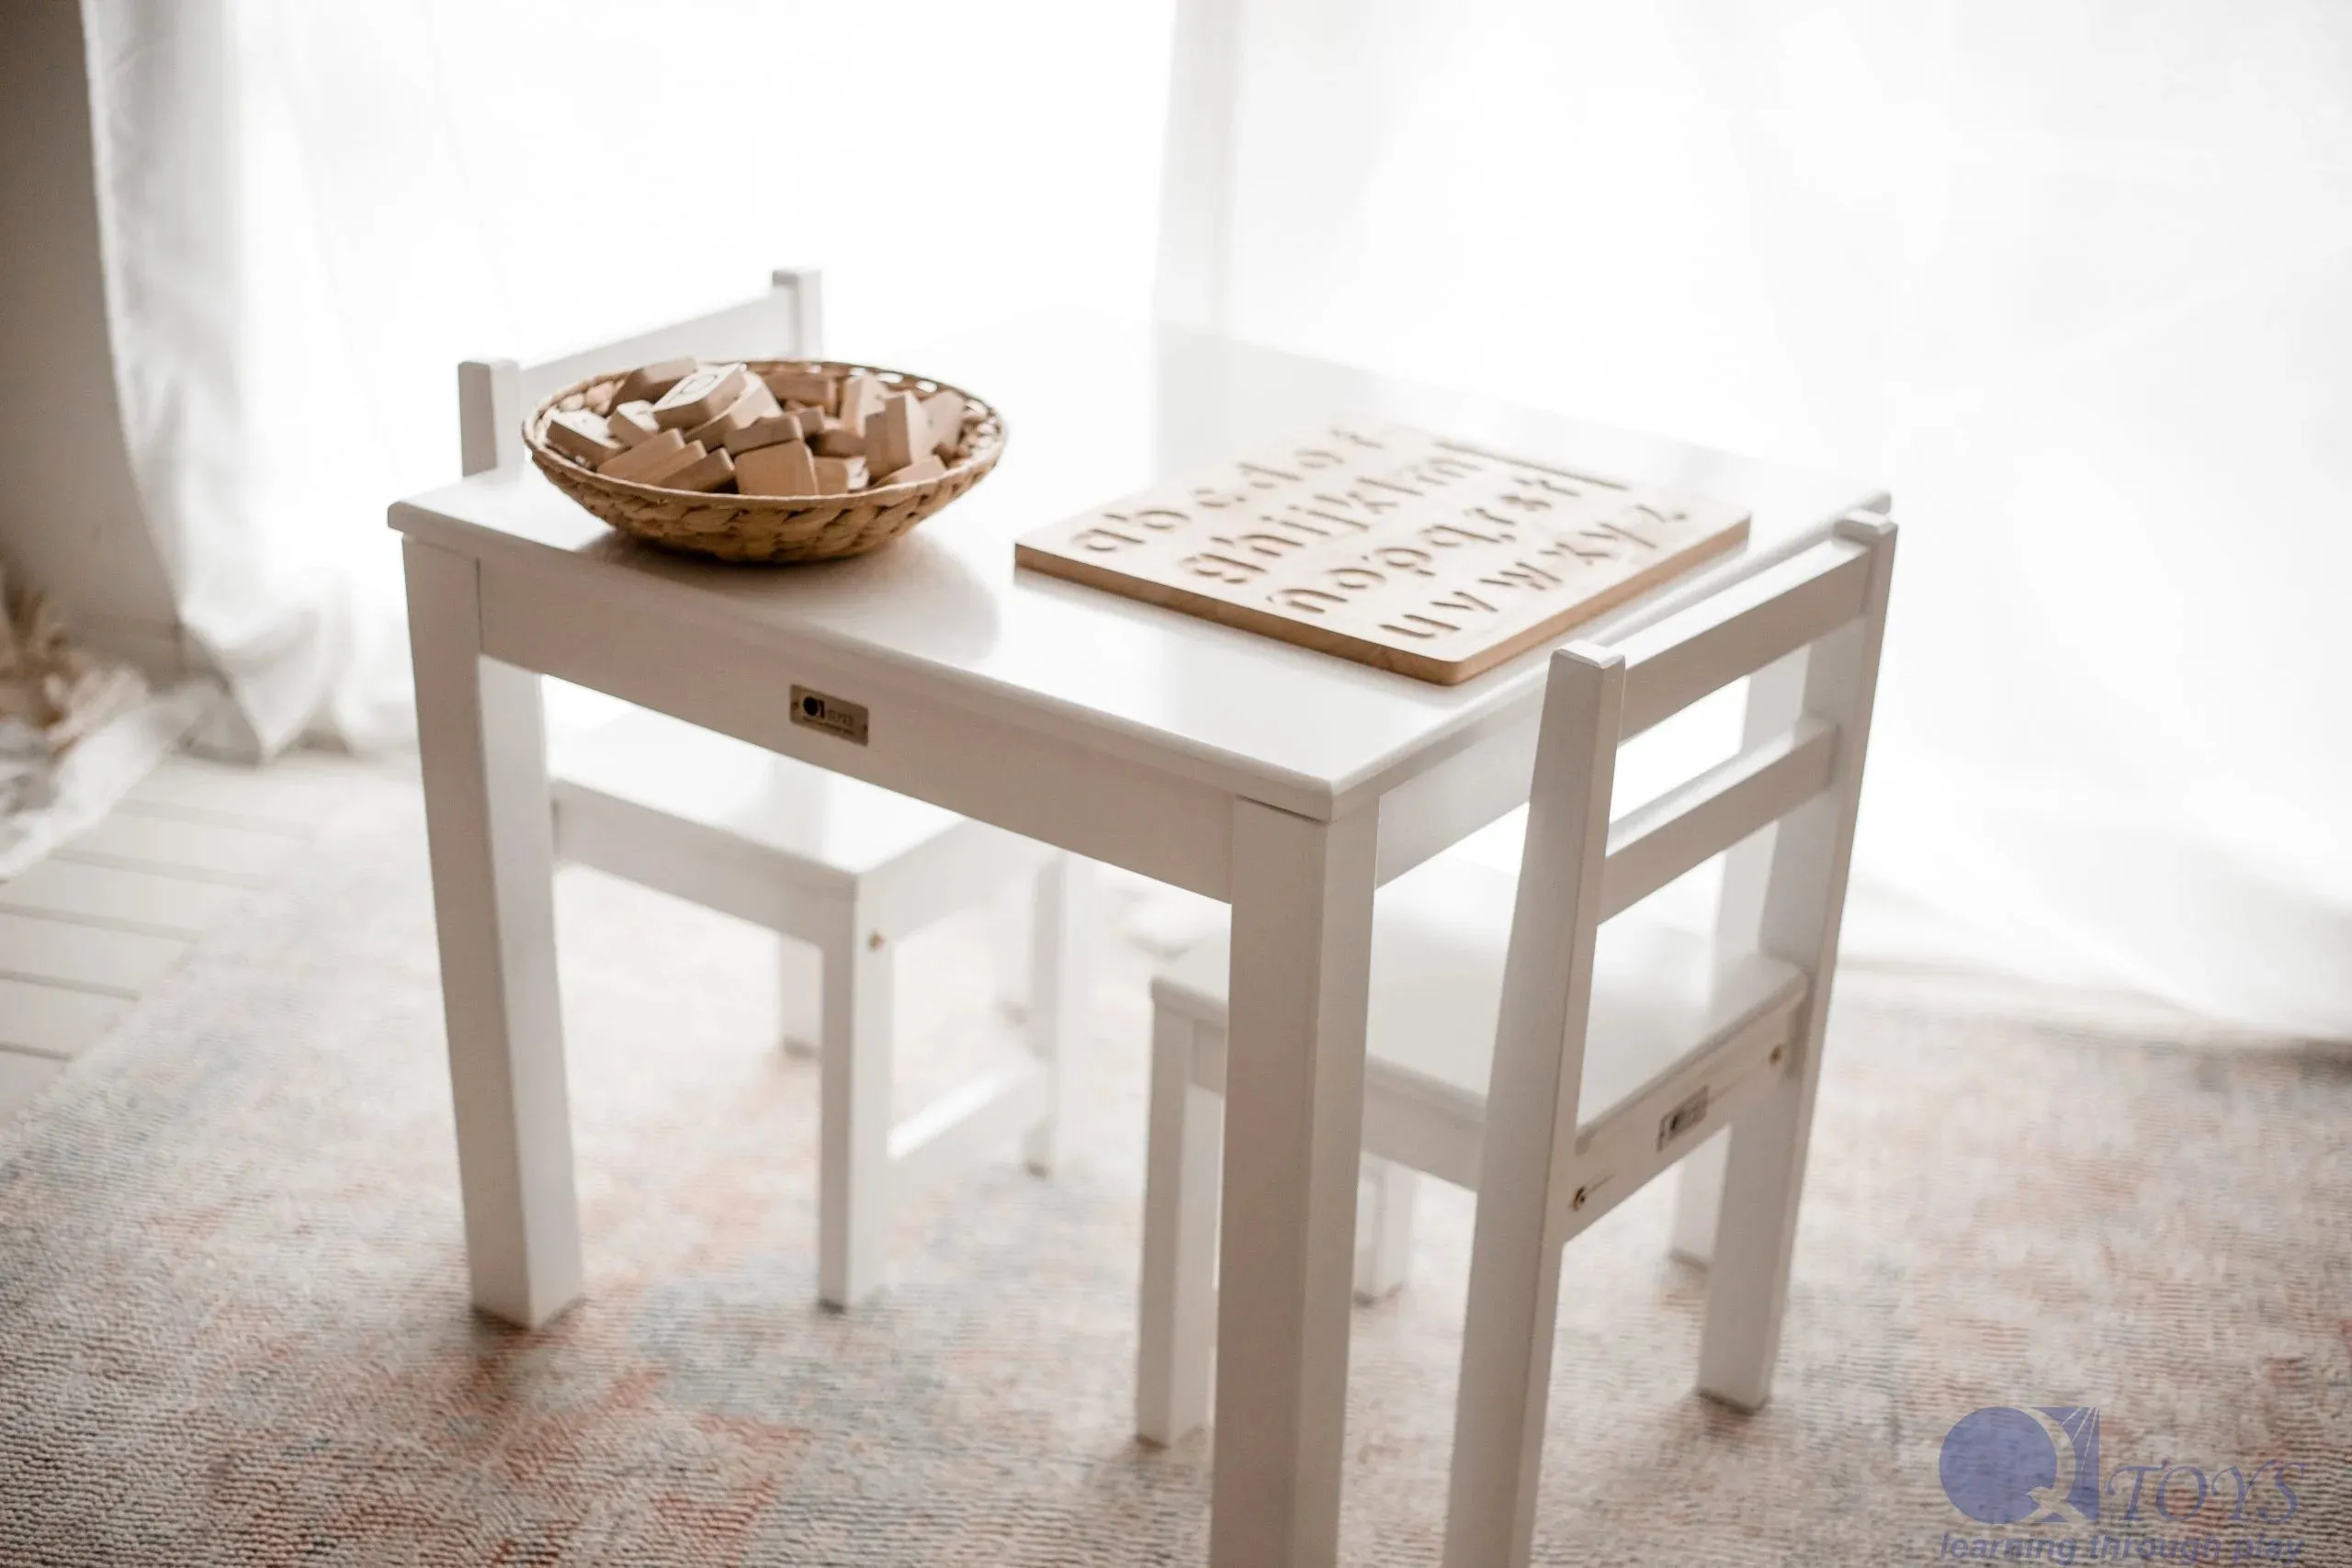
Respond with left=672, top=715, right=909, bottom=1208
left=0, top=785, right=2344, bottom=1563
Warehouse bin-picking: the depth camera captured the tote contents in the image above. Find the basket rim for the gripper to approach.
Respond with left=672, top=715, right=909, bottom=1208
left=523, top=357, right=1005, bottom=503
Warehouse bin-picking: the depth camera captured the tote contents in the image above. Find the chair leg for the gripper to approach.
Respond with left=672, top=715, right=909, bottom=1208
left=1445, top=1219, right=1566, bottom=1568
left=1023, top=855, right=1091, bottom=1177
left=817, top=924, right=894, bottom=1309
left=1352, top=1157, right=1416, bottom=1303
left=1136, top=1010, right=1221, bottom=1446
left=989, top=879, right=1030, bottom=1022
left=1696, top=1066, right=1814, bottom=1411
left=779, top=933, right=820, bottom=1058
left=1669, top=1129, right=1727, bottom=1268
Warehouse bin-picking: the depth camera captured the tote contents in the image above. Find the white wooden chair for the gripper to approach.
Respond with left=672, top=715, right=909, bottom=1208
left=1135, top=516, right=1894, bottom=1564
left=457, top=269, right=1091, bottom=1309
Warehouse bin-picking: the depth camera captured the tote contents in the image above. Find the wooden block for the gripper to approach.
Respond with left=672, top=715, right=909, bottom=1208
left=1012, top=423, right=1753, bottom=686
left=634, top=438, right=712, bottom=488
left=662, top=446, right=737, bottom=493
left=920, top=390, right=965, bottom=457
left=815, top=422, right=865, bottom=458
left=723, top=412, right=808, bottom=456
left=763, top=367, right=837, bottom=412
left=615, top=356, right=695, bottom=404
left=865, top=391, right=927, bottom=478
left=545, top=408, right=621, bottom=466
left=736, top=439, right=820, bottom=497
left=608, top=400, right=662, bottom=447
left=650, top=363, right=752, bottom=430
left=596, top=427, right=687, bottom=480
left=684, top=384, right=776, bottom=450
left=814, top=455, right=868, bottom=493
left=875, top=455, right=945, bottom=487
left=835, top=372, right=885, bottom=433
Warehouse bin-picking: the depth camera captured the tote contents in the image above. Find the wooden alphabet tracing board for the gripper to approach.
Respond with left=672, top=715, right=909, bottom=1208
left=1013, top=425, right=1752, bottom=684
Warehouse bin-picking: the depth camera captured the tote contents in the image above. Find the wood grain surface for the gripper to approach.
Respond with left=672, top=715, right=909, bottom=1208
left=1014, top=425, right=1750, bottom=684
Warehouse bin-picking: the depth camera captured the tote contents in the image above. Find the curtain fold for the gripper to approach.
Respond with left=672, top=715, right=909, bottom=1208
left=78, top=0, right=1178, bottom=759
left=81, top=0, right=351, bottom=759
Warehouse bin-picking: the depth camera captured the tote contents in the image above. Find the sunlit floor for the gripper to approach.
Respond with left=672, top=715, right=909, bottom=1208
left=0, top=751, right=388, bottom=1120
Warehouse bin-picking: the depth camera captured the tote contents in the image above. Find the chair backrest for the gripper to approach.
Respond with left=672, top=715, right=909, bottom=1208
left=1485, top=510, right=1896, bottom=1197
left=456, top=268, right=824, bottom=479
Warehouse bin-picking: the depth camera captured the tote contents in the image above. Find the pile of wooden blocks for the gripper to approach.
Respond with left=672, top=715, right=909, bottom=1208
left=541, top=361, right=967, bottom=498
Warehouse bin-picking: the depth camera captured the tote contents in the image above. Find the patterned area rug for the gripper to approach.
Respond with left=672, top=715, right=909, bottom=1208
left=0, top=785, right=2345, bottom=1565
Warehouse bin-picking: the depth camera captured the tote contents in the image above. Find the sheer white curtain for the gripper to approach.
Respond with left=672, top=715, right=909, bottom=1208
left=1169, top=0, right=2352, bottom=1038
left=82, top=0, right=1177, bottom=751
left=82, top=0, right=2350, bottom=1037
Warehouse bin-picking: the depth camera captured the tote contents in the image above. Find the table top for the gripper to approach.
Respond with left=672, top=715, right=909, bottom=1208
left=392, top=312, right=1883, bottom=818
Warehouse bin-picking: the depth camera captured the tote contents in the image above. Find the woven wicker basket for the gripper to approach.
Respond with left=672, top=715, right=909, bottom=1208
left=525, top=360, right=1004, bottom=563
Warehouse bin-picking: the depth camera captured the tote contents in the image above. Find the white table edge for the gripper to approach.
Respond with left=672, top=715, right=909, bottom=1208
left=390, top=469, right=1890, bottom=838
left=391, top=500, right=1357, bottom=823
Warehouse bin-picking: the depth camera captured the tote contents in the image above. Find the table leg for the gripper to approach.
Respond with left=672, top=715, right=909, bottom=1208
left=1210, top=800, right=1378, bottom=1568
left=403, top=541, right=582, bottom=1328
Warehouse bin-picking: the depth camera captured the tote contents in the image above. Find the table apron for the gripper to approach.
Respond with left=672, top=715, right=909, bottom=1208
left=1370, top=701, right=1543, bottom=887
left=476, top=558, right=1236, bottom=899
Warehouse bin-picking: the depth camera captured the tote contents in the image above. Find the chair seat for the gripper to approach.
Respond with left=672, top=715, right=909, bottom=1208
left=1154, top=855, right=1805, bottom=1133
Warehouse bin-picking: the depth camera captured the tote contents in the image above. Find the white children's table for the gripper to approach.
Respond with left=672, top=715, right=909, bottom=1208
left=391, top=311, right=1883, bottom=1568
